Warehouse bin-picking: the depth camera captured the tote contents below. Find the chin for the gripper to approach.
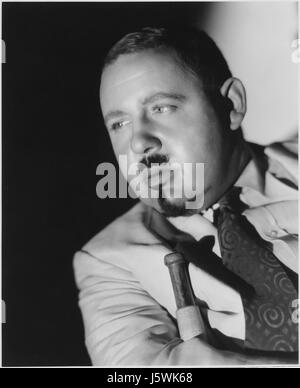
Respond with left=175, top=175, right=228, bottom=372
left=157, top=197, right=199, bottom=217
left=140, top=183, right=205, bottom=217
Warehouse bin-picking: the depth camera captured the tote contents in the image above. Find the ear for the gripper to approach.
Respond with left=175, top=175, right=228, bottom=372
left=220, top=77, right=247, bottom=130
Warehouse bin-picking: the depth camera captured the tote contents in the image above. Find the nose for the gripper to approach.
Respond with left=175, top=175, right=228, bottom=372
left=130, top=117, right=162, bottom=155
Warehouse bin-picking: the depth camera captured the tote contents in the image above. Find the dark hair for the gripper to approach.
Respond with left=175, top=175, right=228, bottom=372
left=102, top=26, right=232, bottom=94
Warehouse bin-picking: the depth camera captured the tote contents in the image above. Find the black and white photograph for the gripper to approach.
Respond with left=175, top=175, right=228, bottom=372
left=1, top=0, right=299, bottom=369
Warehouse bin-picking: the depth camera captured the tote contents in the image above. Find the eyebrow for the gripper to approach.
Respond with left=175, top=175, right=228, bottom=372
left=142, top=92, right=186, bottom=106
left=104, top=92, right=186, bottom=125
left=104, top=110, right=127, bottom=125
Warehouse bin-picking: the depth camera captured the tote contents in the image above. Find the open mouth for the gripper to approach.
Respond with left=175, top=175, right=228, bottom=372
left=130, top=162, right=183, bottom=200
left=146, top=164, right=172, bottom=189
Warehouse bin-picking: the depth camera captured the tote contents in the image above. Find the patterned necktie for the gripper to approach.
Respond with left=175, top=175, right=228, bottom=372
left=216, top=189, right=298, bottom=352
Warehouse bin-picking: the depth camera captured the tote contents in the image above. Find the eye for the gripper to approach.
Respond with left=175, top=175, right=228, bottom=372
left=110, top=119, right=130, bottom=131
left=151, top=105, right=177, bottom=114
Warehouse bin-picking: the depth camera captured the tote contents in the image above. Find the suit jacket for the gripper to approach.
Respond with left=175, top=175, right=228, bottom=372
left=74, top=140, right=298, bottom=365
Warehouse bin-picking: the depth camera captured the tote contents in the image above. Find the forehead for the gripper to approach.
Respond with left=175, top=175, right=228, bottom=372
left=100, top=50, right=200, bottom=113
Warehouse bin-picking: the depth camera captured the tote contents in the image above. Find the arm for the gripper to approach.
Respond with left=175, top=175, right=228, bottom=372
left=74, top=250, right=295, bottom=366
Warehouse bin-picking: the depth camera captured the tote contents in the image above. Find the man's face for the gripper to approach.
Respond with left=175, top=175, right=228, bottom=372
left=100, top=50, right=232, bottom=216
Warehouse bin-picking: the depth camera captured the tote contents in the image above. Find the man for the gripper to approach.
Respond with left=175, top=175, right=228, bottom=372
left=74, top=27, right=298, bottom=365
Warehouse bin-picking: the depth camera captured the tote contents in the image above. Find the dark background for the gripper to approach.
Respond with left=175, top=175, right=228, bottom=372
left=2, top=2, right=208, bottom=366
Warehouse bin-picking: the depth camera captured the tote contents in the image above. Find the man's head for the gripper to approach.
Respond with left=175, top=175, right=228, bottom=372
left=100, top=26, right=248, bottom=216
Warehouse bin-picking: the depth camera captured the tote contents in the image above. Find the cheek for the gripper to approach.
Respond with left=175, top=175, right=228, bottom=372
left=111, top=141, right=139, bottom=184
left=111, top=132, right=131, bottom=159
left=168, top=130, right=211, bottom=165
left=109, top=138, right=127, bottom=178
left=166, top=107, right=218, bottom=162
left=114, top=154, right=127, bottom=181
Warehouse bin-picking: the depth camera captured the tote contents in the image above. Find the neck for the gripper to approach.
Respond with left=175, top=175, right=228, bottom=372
left=219, top=138, right=251, bottom=201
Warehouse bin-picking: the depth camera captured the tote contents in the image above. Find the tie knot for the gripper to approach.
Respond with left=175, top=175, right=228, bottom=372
left=218, top=186, right=246, bottom=213
left=213, top=187, right=248, bottom=226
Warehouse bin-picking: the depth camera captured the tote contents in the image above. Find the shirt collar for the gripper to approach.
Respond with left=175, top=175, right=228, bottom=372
left=234, top=143, right=266, bottom=195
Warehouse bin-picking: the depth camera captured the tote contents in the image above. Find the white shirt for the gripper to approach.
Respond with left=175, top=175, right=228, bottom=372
left=74, top=140, right=298, bottom=365
left=167, top=152, right=298, bottom=340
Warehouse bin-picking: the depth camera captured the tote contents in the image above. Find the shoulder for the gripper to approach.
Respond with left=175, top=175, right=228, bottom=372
left=264, top=135, right=298, bottom=186
left=265, top=136, right=298, bottom=157
left=73, top=201, right=163, bottom=278
left=81, top=201, right=160, bottom=257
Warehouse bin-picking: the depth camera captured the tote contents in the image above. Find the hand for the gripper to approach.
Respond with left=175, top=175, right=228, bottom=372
left=193, top=337, right=297, bottom=366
